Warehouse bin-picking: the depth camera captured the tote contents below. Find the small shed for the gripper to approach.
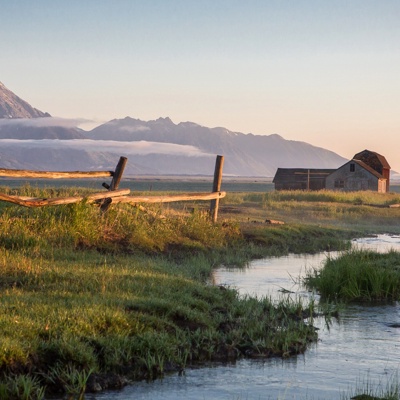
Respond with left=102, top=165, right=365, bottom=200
left=273, top=168, right=336, bottom=191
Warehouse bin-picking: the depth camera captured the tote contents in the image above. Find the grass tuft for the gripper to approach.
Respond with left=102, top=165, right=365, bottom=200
left=305, top=249, right=400, bottom=302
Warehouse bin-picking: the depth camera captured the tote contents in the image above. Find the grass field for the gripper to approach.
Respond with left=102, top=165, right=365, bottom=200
left=1, top=185, right=400, bottom=399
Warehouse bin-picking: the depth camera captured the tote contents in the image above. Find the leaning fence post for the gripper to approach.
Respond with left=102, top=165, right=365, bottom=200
left=209, top=155, right=224, bottom=223
left=101, top=156, right=128, bottom=212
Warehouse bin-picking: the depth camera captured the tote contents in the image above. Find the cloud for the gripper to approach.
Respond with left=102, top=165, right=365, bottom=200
left=0, top=117, right=93, bottom=129
left=0, top=139, right=214, bottom=157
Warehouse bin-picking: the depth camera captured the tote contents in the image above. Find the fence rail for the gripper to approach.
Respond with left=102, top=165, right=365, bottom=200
left=0, top=169, right=114, bottom=179
left=0, top=189, right=130, bottom=207
left=0, top=155, right=226, bottom=221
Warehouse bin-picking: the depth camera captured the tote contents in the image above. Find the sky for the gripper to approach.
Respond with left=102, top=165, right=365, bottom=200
left=2, top=0, right=400, bottom=170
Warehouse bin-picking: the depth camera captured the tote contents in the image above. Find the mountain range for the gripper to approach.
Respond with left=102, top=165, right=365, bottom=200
left=0, top=81, right=349, bottom=177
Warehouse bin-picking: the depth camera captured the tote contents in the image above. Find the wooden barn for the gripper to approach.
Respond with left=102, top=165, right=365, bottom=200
left=325, top=150, right=390, bottom=193
left=272, top=168, right=336, bottom=190
left=273, top=149, right=391, bottom=192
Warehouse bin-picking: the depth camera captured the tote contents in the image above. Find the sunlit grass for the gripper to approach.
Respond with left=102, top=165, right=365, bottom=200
left=304, top=249, right=400, bottom=302
left=220, top=189, right=400, bottom=233
left=0, top=247, right=319, bottom=396
left=0, top=186, right=337, bottom=398
left=1, top=185, right=400, bottom=397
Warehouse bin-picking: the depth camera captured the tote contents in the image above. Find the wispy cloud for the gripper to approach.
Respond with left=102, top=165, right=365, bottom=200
left=0, top=117, right=94, bottom=128
left=0, top=139, right=214, bottom=157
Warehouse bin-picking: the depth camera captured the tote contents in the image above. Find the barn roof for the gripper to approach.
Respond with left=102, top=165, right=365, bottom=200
left=353, top=149, right=391, bottom=169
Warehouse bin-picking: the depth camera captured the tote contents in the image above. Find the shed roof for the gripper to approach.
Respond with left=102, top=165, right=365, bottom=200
left=273, top=168, right=336, bottom=182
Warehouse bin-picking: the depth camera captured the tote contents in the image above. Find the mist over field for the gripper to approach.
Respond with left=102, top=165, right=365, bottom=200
left=0, top=138, right=211, bottom=157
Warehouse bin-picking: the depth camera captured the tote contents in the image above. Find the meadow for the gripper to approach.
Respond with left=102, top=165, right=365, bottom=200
left=1, top=184, right=400, bottom=399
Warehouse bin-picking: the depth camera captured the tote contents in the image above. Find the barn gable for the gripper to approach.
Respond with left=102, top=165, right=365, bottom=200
left=325, top=159, right=387, bottom=192
left=353, top=149, right=391, bottom=190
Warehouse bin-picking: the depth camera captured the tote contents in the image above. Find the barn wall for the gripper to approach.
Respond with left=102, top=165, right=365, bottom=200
left=275, top=182, right=306, bottom=190
left=326, top=162, right=379, bottom=191
left=353, top=150, right=390, bottom=192
left=382, top=168, right=390, bottom=192
left=378, top=179, right=386, bottom=193
left=273, top=169, right=335, bottom=191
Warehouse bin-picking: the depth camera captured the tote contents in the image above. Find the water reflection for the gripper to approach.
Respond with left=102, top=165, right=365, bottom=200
left=215, top=252, right=332, bottom=300
left=87, top=235, right=400, bottom=400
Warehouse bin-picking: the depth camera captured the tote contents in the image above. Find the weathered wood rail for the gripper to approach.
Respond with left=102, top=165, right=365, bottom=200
left=0, top=169, right=114, bottom=179
left=0, top=155, right=226, bottom=221
left=0, top=189, right=130, bottom=208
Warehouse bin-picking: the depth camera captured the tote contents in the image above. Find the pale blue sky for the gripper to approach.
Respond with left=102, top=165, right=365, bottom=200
left=2, top=1, right=400, bottom=170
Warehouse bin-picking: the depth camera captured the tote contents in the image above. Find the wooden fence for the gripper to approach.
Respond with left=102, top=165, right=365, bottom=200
left=0, top=155, right=226, bottom=222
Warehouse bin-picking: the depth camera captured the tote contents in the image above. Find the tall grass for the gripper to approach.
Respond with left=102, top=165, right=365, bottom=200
left=304, top=249, right=400, bottom=302
left=343, top=372, right=400, bottom=400
left=261, top=189, right=400, bottom=206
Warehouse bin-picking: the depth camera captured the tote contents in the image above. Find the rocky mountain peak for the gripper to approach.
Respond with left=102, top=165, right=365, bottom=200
left=0, top=81, right=50, bottom=119
left=155, top=117, right=173, bottom=124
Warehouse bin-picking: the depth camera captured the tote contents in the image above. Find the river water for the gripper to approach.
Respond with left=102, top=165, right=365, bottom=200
left=87, top=234, right=400, bottom=400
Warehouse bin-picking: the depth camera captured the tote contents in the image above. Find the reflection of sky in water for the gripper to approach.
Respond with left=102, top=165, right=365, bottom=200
left=352, top=234, right=400, bottom=252
left=215, top=252, right=330, bottom=300
left=215, top=235, right=400, bottom=300
left=87, top=235, right=400, bottom=400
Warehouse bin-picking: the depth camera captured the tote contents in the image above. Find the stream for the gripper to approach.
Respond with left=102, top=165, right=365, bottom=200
left=87, top=234, right=400, bottom=400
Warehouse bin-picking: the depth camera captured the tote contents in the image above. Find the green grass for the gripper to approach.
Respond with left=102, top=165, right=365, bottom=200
left=0, top=186, right=333, bottom=399
left=0, top=248, right=318, bottom=397
left=304, top=249, right=400, bottom=302
left=240, top=223, right=353, bottom=255
left=1, top=186, right=400, bottom=398
left=342, top=372, right=400, bottom=400
left=220, top=189, right=400, bottom=233
left=259, top=189, right=400, bottom=206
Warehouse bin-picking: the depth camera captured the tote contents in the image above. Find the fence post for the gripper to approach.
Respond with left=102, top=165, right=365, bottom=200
left=101, top=156, right=128, bottom=212
left=210, top=155, right=224, bottom=223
